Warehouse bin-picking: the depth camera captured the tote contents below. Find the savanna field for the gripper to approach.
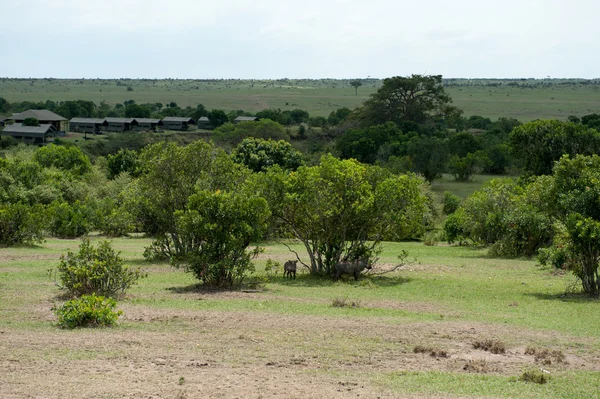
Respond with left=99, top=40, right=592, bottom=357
left=2, top=234, right=599, bottom=398
left=2, top=77, right=600, bottom=398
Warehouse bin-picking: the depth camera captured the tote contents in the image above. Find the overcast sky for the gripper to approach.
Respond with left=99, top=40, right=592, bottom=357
left=2, top=0, right=598, bottom=79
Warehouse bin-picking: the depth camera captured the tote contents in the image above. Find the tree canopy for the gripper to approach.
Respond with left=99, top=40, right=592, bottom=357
left=358, top=75, right=455, bottom=127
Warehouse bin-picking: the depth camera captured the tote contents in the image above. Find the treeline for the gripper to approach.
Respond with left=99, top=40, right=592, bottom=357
left=0, top=139, right=432, bottom=288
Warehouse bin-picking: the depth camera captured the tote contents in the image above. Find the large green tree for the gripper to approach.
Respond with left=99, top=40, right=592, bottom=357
left=358, top=75, right=455, bottom=126
left=546, top=155, right=600, bottom=296
left=253, top=155, right=430, bottom=277
left=133, top=141, right=247, bottom=257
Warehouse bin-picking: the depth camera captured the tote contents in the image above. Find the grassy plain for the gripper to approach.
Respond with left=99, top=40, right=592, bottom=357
left=2, top=78, right=600, bottom=120
left=1, top=237, right=599, bottom=398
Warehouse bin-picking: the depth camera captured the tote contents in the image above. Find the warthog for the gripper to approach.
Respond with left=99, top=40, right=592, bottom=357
left=334, top=258, right=371, bottom=280
left=283, top=260, right=298, bottom=279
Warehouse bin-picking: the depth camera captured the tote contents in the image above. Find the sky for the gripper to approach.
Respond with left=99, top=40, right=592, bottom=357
left=1, top=0, right=598, bottom=79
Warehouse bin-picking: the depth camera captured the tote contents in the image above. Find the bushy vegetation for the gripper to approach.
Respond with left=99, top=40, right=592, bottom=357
left=53, top=294, right=122, bottom=329
left=49, top=238, right=145, bottom=297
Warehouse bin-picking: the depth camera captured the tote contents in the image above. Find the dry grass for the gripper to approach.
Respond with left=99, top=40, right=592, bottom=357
left=472, top=339, right=506, bottom=354
left=463, top=359, right=495, bottom=373
left=525, top=346, right=567, bottom=365
left=413, top=345, right=449, bottom=358
left=331, top=297, right=361, bottom=308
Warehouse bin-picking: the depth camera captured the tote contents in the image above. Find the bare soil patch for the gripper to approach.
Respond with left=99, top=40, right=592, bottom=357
left=2, top=301, right=598, bottom=399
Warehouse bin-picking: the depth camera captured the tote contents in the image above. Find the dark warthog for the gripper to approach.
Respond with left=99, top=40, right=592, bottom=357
left=283, top=260, right=297, bottom=279
left=334, top=258, right=371, bottom=280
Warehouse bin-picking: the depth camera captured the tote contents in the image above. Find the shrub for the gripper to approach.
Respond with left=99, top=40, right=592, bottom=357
left=47, top=200, right=91, bottom=238
left=331, top=297, right=361, bottom=308
left=49, top=238, right=146, bottom=297
left=472, top=339, right=506, bottom=354
left=53, top=294, right=122, bottom=329
left=519, top=369, right=549, bottom=384
left=442, top=191, right=461, bottom=215
left=0, top=202, right=45, bottom=246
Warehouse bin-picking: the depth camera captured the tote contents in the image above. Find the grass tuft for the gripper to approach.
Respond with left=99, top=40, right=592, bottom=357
left=472, top=339, right=506, bottom=354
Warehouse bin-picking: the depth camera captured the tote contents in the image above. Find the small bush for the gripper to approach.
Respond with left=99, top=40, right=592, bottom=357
left=473, top=339, right=506, bottom=354
left=413, top=345, right=449, bottom=358
left=331, top=297, right=361, bottom=308
left=525, top=346, right=566, bottom=365
left=519, top=369, right=549, bottom=384
left=463, top=359, right=494, bottom=373
left=49, top=238, right=146, bottom=297
left=264, top=259, right=282, bottom=279
left=53, top=294, right=122, bottom=329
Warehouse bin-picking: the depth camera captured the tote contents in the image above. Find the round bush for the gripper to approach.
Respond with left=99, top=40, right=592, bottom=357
left=53, top=294, right=122, bottom=329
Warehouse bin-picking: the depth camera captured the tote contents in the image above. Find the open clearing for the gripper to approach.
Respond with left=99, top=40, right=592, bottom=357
left=1, top=238, right=599, bottom=398
left=2, top=78, right=600, bottom=121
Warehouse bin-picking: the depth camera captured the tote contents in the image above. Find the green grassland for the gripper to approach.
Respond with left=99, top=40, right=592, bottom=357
left=2, top=237, right=599, bottom=398
left=2, top=78, right=600, bottom=120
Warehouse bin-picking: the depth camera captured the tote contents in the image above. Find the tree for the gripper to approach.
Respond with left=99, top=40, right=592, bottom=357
left=124, top=104, right=150, bottom=118
left=133, top=141, right=247, bottom=257
left=22, top=117, right=39, bottom=127
left=358, top=75, right=454, bottom=126
left=0, top=97, right=10, bottom=113
left=336, top=122, right=403, bottom=164
left=33, top=145, right=92, bottom=176
left=253, top=155, right=429, bottom=277
left=350, top=80, right=363, bottom=95
left=407, top=136, right=448, bottom=182
left=231, top=137, right=303, bottom=172
left=106, top=149, right=139, bottom=179
left=546, top=155, right=600, bottom=296
left=173, top=190, right=270, bottom=287
left=213, top=119, right=288, bottom=144
left=509, top=120, right=600, bottom=175
left=207, top=109, right=229, bottom=128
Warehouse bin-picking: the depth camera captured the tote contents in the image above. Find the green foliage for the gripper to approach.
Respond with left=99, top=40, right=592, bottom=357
left=509, top=120, right=600, bottom=176
left=407, top=136, right=448, bottom=182
left=337, top=122, right=404, bottom=164
left=327, top=107, right=352, bottom=126
left=53, top=294, right=122, bottom=329
left=231, top=137, right=303, bottom=172
left=358, top=75, right=455, bottom=126
left=33, top=145, right=92, bottom=176
left=207, top=109, right=228, bottom=128
left=253, top=155, right=429, bottom=276
left=350, top=79, right=363, bottom=95
left=442, top=191, right=461, bottom=215
left=106, top=148, right=139, bottom=179
left=0, top=202, right=45, bottom=246
left=47, top=201, right=91, bottom=238
left=213, top=119, right=288, bottom=144
left=22, top=117, right=39, bottom=126
left=448, top=152, right=484, bottom=182
left=49, top=238, right=145, bottom=297
left=445, top=176, right=554, bottom=257
left=135, top=140, right=247, bottom=257
left=547, top=155, right=600, bottom=296
left=173, top=190, right=270, bottom=287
